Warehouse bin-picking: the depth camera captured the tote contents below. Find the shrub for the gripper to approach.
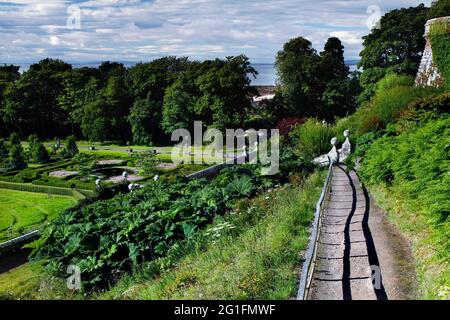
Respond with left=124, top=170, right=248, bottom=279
left=394, top=92, right=450, bottom=133
left=375, top=73, right=414, bottom=94
left=15, top=170, right=39, bottom=183
left=7, top=133, right=27, bottom=171
left=136, top=151, right=160, bottom=176
left=276, top=117, right=305, bottom=136
left=9, top=132, right=20, bottom=146
left=345, top=131, right=381, bottom=170
left=0, top=175, right=24, bottom=183
left=359, top=117, right=450, bottom=298
left=370, top=86, right=437, bottom=126
left=359, top=117, right=450, bottom=221
left=28, top=135, right=50, bottom=164
left=102, top=171, right=324, bottom=300
left=32, top=179, right=95, bottom=191
left=289, top=118, right=336, bottom=162
left=72, top=153, right=97, bottom=177
left=62, top=136, right=78, bottom=158
left=334, top=115, right=360, bottom=145
left=352, top=86, right=441, bottom=135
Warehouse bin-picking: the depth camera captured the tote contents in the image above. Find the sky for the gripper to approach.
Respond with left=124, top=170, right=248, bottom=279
left=0, top=0, right=432, bottom=65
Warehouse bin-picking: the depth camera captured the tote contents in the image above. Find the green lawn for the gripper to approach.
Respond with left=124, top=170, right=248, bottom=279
left=0, top=262, right=44, bottom=300
left=0, top=189, right=77, bottom=242
left=79, top=149, right=232, bottom=164
left=79, top=149, right=133, bottom=158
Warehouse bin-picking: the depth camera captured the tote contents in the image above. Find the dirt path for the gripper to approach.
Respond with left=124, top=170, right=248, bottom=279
left=308, top=165, right=416, bottom=300
left=367, top=190, right=417, bottom=299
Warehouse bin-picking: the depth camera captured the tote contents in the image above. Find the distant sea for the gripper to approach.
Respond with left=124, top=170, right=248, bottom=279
left=251, top=61, right=359, bottom=86
left=5, top=60, right=359, bottom=87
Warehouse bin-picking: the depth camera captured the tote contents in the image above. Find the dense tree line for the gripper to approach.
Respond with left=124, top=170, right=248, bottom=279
left=3, top=33, right=384, bottom=147
left=0, top=55, right=259, bottom=145
left=428, top=0, right=450, bottom=19
left=1, top=39, right=362, bottom=145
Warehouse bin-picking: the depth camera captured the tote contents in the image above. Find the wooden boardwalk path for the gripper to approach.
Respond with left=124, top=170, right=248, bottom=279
left=308, top=165, right=388, bottom=300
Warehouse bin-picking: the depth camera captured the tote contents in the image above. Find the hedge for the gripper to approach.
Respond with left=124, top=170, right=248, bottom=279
left=32, top=179, right=95, bottom=191
left=0, top=181, right=88, bottom=199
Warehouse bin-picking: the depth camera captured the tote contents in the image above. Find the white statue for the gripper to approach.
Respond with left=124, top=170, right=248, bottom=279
left=338, top=130, right=351, bottom=162
left=122, top=171, right=129, bottom=183
left=95, top=178, right=102, bottom=190
left=312, top=129, right=352, bottom=166
left=327, top=137, right=339, bottom=164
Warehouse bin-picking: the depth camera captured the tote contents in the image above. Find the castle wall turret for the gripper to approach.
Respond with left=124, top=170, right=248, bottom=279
left=415, top=16, right=449, bottom=87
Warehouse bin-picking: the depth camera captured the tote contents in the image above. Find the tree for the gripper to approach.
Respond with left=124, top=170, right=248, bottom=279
left=128, top=97, right=162, bottom=146
left=188, top=56, right=257, bottom=130
left=28, top=135, right=50, bottom=164
left=275, top=37, right=322, bottom=117
left=7, top=133, right=26, bottom=170
left=0, top=65, right=21, bottom=136
left=102, top=73, right=132, bottom=140
left=276, top=36, right=357, bottom=120
left=63, top=135, right=78, bottom=158
left=2, top=59, right=72, bottom=138
left=358, top=4, right=429, bottom=102
left=68, top=73, right=131, bottom=142
left=58, top=67, right=101, bottom=135
left=162, top=56, right=257, bottom=133
left=0, top=65, right=20, bottom=103
left=320, top=37, right=349, bottom=81
left=9, top=132, right=20, bottom=145
left=162, top=75, right=197, bottom=133
left=99, top=61, right=127, bottom=81
left=0, top=65, right=20, bottom=105
left=318, top=37, right=354, bottom=119
left=127, top=57, right=190, bottom=144
left=0, top=139, right=8, bottom=158
left=127, top=57, right=189, bottom=101
left=428, top=0, right=450, bottom=19
left=0, top=139, right=8, bottom=169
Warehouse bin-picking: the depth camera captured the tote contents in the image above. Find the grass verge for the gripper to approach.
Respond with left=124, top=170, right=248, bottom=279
left=368, top=184, right=449, bottom=299
left=0, top=262, right=44, bottom=300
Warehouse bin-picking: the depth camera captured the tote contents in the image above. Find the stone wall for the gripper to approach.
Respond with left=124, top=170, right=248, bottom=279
left=415, top=16, right=449, bottom=87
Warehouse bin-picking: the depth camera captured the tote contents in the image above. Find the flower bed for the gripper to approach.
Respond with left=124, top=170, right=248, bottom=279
left=49, top=170, right=79, bottom=179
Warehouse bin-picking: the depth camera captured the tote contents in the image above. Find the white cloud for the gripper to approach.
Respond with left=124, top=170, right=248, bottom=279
left=0, top=0, right=433, bottom=64
left=330, top=31, right=365, bottom=45
left=49, top=36, right=60, bottom=46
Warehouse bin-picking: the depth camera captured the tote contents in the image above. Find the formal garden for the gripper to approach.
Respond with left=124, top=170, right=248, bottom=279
left=0, top=135, right=210, bottom=244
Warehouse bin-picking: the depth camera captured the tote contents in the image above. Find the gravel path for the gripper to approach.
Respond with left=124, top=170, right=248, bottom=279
left=308, top=165, right=415, bottom=300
